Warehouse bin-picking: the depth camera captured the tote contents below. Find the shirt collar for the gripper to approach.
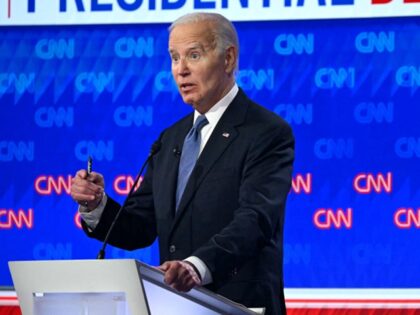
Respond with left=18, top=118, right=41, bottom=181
left=193, top=84, right=239, bottom=127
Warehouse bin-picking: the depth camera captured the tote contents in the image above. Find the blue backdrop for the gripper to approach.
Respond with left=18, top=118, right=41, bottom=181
left=1, top=17, right=419, bottom=288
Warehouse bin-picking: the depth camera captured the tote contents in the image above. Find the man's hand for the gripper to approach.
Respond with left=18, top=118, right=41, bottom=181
left=157, top=260, right=202, bottom=292
left=70, top=169, right=104, bottom=211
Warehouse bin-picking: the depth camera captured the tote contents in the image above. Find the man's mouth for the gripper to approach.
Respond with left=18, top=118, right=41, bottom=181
left=180, top=83, right=195, bottom=92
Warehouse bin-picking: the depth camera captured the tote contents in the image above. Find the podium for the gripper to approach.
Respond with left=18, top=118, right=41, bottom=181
left=9, top=259, right=260, bottom=315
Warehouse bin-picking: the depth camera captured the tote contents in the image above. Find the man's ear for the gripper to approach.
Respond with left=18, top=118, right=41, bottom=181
left=224, top=46, right=237, bottom=75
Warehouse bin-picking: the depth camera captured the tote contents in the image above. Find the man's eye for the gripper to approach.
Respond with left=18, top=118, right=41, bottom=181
left=189, top=52, right=201, bottom=60
left=171, top=55, right=180, bottom=62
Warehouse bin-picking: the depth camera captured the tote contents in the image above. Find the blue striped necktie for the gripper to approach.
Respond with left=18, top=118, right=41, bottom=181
left=176, top=115, right=209, bottom=210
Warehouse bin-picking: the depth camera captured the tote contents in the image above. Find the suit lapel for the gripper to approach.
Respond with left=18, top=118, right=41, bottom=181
left=170, top=89, right=250, bottom=233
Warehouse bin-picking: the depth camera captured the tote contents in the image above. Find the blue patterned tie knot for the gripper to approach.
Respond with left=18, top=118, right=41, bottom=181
left=176, top=115, right=209, bottom=210
left=189, top=115, right=208, bottom=140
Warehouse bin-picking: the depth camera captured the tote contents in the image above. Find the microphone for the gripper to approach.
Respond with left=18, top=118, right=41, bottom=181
left=96, top=140, right=162, bottom=259
left=173, top=145, right=181, bottom=157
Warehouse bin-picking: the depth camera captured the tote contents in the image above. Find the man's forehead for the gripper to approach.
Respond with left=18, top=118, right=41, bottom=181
left=169, top=41, right=206, bottom=53
left=169, top=22, right=215, bottom=49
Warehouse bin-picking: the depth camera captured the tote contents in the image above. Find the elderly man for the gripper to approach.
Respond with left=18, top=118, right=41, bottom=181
left=71, top=12, right=294, bottom=315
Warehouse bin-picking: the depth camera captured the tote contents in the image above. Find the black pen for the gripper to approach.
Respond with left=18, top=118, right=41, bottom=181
left=83, top=156, right=93, bottom=207
left=87, top=156, right=92, bottom=177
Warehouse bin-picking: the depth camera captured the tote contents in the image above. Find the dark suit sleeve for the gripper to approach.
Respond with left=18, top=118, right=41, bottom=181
left=82, top=157, right=158, bottom=251
left=193, top=122, right=294, bottom=284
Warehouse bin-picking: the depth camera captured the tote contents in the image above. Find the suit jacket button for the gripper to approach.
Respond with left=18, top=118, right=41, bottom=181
left=230, top=267, right=238, bottom=277
left=169, top=245, right=176, bottom=253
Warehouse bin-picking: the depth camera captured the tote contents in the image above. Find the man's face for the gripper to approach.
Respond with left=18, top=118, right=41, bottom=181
left=169, top=21, right=233, bottom=113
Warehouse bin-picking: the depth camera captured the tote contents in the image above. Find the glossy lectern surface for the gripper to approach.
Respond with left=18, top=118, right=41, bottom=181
left=9, top=259, right=259, bottom=315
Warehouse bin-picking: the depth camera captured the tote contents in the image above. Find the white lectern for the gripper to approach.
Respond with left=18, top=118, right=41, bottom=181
left=9, top=259, right=260, bottom=315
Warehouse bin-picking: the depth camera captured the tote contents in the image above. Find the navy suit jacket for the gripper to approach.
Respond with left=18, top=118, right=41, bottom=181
left=84, top=89, right=294, bottom=315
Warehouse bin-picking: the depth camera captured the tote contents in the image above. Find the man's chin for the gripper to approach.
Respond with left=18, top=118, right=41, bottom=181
left=181, top=95, right=195, bottom=106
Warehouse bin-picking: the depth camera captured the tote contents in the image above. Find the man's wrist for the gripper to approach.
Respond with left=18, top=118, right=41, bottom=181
left=78, top=193, right=107, bottom=229
left=184, top=256, right=213, bottom=285
left=182, top=260, right=202, bottom=282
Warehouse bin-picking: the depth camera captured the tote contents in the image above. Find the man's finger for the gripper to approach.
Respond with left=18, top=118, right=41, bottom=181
left=172, top=277, right=196, bottom=292
left=71, top=181, right=103, bottom=199
left=158, top=261, right=201, bottom=292
left=86, top=171, right=103, bottom=184
left=71, top=191, right=96, bottom=202
left=157, top=262, right=170, bottom=272
left=164, top=263, right=180, bottom=285
left=76, top=169, right=88, bottom=179
left=157, top=261, right=178, bottom=284
left=74, top=170, right=104, bottom=186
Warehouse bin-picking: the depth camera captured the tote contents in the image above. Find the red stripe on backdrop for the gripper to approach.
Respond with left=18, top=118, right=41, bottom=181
left=288, top=299, right=420, bottom=304
left=287, top=310, right=420, bottom=315
left=0, top=306, right=21, bottom=315
left=1, top=306, right=420, bottom=315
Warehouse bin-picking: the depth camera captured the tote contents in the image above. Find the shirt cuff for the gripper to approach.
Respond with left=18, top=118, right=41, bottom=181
left=184, top=256, right=213, bottom=285
left=78, top=194, right=108, bottom=230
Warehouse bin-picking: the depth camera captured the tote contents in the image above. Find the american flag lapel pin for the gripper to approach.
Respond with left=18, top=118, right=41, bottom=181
left=222, top=132, right=230, bottom=138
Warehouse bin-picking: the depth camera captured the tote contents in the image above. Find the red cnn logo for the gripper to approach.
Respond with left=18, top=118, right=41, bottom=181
left=0, top=208, right=33, bottom=229
left=113, top=175, right=142, bottom=195
left=394, top=208, right=420, bottom=229
left=34, top=175, right=72, bottom=195
left=291, top=173, right=312, bottom=194
left=313, top=208, right=353, bottom=229
left=353, top=172, right=392, bottom=194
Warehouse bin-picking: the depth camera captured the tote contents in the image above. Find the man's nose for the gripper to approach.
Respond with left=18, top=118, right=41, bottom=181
left=177, top=58, right=190, bottom=76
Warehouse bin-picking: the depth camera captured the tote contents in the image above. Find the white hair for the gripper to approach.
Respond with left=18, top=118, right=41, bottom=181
left=169, top=12, right=239, bottom=70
